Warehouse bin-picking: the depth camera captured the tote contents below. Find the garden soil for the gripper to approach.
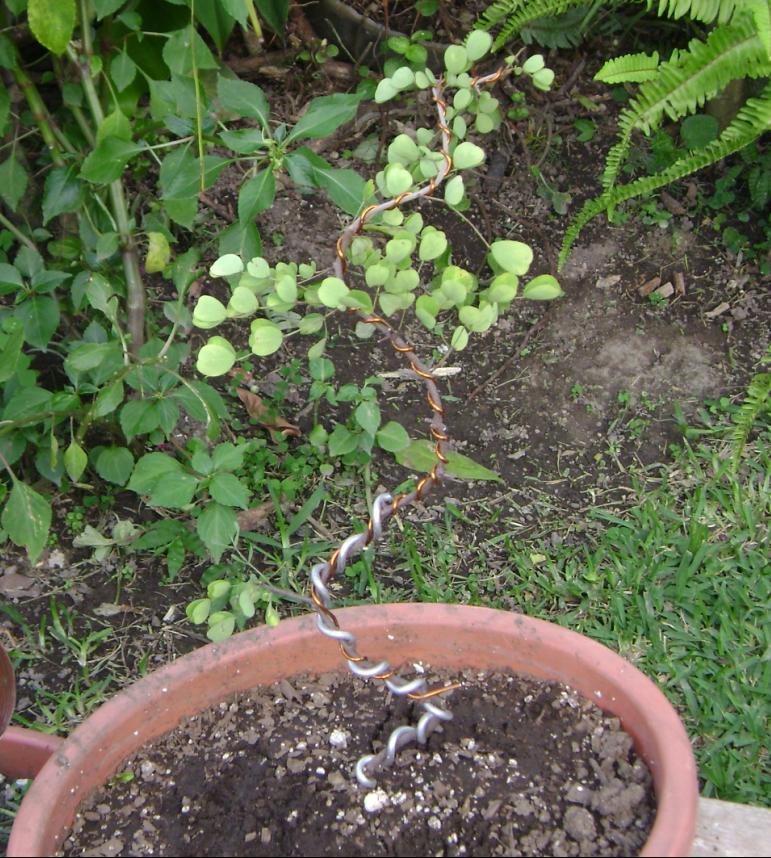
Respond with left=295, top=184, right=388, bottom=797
left=60, top=670, right=654, bottom=857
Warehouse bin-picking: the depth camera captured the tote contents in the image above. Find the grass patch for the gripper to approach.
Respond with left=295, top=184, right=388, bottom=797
left=392, top=406, right=769, bottom=805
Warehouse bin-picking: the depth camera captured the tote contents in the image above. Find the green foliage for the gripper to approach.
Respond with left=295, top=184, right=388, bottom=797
left=730, top=351, right=771, bottom=473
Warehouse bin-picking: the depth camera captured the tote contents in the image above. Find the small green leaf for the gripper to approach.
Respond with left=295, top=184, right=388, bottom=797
left=95, top=446, right=134, bottom=486
left=145, top=231, right=171, bottom=273
left=110, top=51, right=137, bottom=91
left=186, top=598, right=211, bottom=625
left=209, top=472, right=250, bottom=509
left=1, top=480, right=52, bottom=561
left=210, top=254, right=244, bottom=278
left=42, top=166, right=84, bottom=225
left=376, top=420, right=410, bottom=452
left=452, top=141, right=485, bottom=170
left=318, top=276, right=349, bottom=308
left=395, top=440, right=501, bottom=482
left=227, top=286, right=259, bottom=318
left=238, top=170, right=275, bottom=223
left=265, top=603, right=280, bottom=626
left=81, top=137, right=143, bottom=184
left=465, top=30, right=492, bottom=62
left=415, top=294, right=438, bottom=329
left=150, top=473, right=198, bottom=509
left=489, top=240, right=533, bottom=275
left=28, top=0, right=76, bottom=55
left=522, top=274, right=564, bottom=301
left=246, top=319, right=282, bottom=356
left=64, top=441, right=88, bottom=482
left=217, top=75, right=270, bottom=128
left=207, top=613, right=236, bottom=641
left=375, top=78, right=398, bottom=103
left=197, top=336, right=237, bottom=376
left=444, top=175, right=464, bottom=206
left=17, top=296, right=59, bottom=348
left=419, top=229, right=447, bottom=261
left=193, top=295, right=228, bottom=329
left=286, top=93, right=362, bottom=144
left=328, top=424, right=359, bottom=457
left=487, top=272, right=519, bottom=303
left=354, top=400, right=380, bottom=436
left=450, top=325, right=469, bottom=351
left=444, top=45, right=469, bottom=75
left=383, top=163, right=413, bottom=197
left=0, top=155, right=28, bottom=210
left=197, top=502, right=238, bottom=562
left=388, top=134, right=420, bottom=166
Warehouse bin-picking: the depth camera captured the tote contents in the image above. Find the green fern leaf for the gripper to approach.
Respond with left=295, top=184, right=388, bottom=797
left=601, top=16, right=770, bottom=194
left=731, top=369, right=770, bottom=473
left=595, top=51, right=661, bottom=84
left=645, top=0, right=742, bottom=24
left=559, top=82, right=771, bottom=267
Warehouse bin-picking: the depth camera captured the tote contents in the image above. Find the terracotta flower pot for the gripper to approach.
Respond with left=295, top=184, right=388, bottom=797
left=5, top=604, right=698, bottom=856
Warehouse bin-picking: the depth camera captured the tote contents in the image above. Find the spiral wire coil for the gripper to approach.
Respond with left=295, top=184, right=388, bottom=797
left=308, top=68, right=507, bottom=786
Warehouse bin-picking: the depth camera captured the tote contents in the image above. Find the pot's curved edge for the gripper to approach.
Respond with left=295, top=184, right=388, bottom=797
left=9, top=604, right=698, bottom=857
left=0, top=726, right=64, bottom=780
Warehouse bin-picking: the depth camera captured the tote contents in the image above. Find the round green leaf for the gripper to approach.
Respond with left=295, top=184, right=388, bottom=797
left=532, top=68, right=555, bottom=91
left=318, top=276, right=350, bottom=308
left=388, top=134, right=420, bottom=166
left=375, top=78, right=399, bottom=104
left=389, top=268, right=420, bottom=294
left=453, top=88, right=472, bottom=112
left=227, top=286, right=259, bottom=317
left=365, top=262, right=391, bottom=287
left=419, top=229, right=448, bottom=262
left=452, top=141, right=485, bottom=170
left=193, top=295, right=227, bottom=329
left=275, top=274, right=297, bottom=304
left=465, top=31, right=492, bottom=63
left=384, top=163, right=413, bottom=197
left=385, top=237, right=414, bottom=263
left=444, top=45, right=469, bottom=75
left=487, top=272, right=520, bottom=303
left=522, top=54, right=545, bottom=75
left=444, top=175, right=464, bottom=206
left=186, top=598, right=211, bottom=625
left=391, top=67, right=414, bottom=91
left=145, top=231, right=171, bottom=274
left=523, top=274, right=564, bottom=301
left=299, top=313, right=325, bottom=334
left=475, top=113, right=496, bottom=134
left=197, top=336, right=236, bottom=376
left=248, top=320, right=284, bottom=356
left=207, top=613, right=236, bottom=642
left=489, top=240, right=533, bottom=275
left=209, top=254, right=244, bottom=278
left=415, top=294, right=439, bottom=329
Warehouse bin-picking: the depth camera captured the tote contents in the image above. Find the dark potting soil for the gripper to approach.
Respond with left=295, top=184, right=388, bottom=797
left=61, top=669, right=655, bottom=857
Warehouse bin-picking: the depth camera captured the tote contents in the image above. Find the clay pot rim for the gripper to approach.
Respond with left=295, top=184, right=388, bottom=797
left=8, top=603, right=698, bottom=857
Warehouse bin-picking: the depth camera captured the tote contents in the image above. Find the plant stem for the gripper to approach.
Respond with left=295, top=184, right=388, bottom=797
left=68, top=11, right=146, bottom=356
left=11, top=63, right=66, bottom=168
left=0, top=210, right=38, bottom=252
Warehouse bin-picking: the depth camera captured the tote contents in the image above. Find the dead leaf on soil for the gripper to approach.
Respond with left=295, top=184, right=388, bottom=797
left=0, top=570, right=43, bottom=598
left=236, top=389, right=301, bottom=438
left=237, top=501, right=276, bottom=531
left=654, top=282, right=674, bottom=299
left=92, top=603, right=141, bottom=618
left=674, top=272, right=686, bottom=296
left=660, top=190, right=687, bottom=216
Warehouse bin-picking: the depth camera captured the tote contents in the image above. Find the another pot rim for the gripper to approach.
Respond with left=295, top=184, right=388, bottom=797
left=8, top=603, right=698, bottom=857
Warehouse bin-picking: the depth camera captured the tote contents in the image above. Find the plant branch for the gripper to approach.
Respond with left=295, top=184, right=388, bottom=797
left=0, top=209, right=38, bottom=252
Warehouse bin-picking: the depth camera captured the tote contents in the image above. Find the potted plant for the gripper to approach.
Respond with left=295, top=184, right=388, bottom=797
left=4, top=33, right=698, bottom=856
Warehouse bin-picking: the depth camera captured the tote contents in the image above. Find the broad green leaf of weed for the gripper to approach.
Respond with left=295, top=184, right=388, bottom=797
left=395, top=440, right=502, bottom=482
left=1, top=480, right=52, bottom=561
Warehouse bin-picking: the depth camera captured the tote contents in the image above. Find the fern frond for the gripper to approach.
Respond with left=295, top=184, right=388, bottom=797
left=478, top=0, right=596, bottom=49
left=731, top=369, right=770, bottom=473
left=646, top=1, right=743, bottom=25
left=601, top=16, right=770, bottom=194
left=559, top=82, right=771, bottom=268
left=595, top=51, right=661, bottom=84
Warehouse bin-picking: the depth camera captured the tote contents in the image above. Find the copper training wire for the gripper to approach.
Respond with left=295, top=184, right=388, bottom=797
left=307, top=66, right=509, bottom=785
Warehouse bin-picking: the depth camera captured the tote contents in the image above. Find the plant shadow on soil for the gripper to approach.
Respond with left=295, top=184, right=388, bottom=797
left=0, top=42, right=769, bottom=853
